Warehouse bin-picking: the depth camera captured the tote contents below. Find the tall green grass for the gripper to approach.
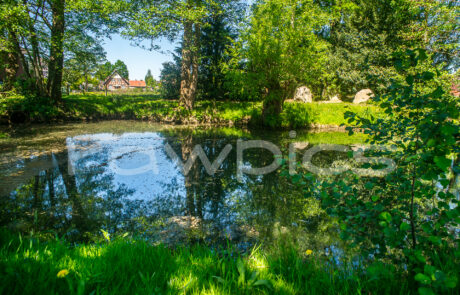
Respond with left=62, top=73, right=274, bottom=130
left=0, top=229, right=414, bottom=295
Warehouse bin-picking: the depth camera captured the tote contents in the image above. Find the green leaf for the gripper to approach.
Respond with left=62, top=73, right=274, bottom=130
left=426, top=139, right=436, bottom=147
left=400, top=222, right=410, bottom=231
left=415, top=273, right=431, bottom=285
left=441, top=124, right=456, bottom=136
left=379, top=212, right=392, bottom=222
left=445, top=276, right=458, bottom=288
left=424, top=264, right=436, bottom=276
left=428, top=236, right=442, bottom=246
left=434, top=156, right=451, bottom=171
left=415, top=251, right=426, bottom=263
left=371, top=195, right=380, bottom=202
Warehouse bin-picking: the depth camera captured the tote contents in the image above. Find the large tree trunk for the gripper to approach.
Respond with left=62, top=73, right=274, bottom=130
left=47, top=0, right=65, bottom=104
left=179, top=20, right=200, bottom=110
left=261, top=86, right=284, bottom=126
left=180, top=21, right=193, bottom=109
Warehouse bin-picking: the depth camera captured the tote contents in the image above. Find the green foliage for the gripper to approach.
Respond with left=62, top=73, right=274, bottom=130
left=326, top=0, right=459, bottom=100
left=0, top=94, right=64, bottom=123
left=64, top=33, right=107, bottom=92
left=95, top=61, right=115, bottom=81
left=326, top=0, right=415, bottom=98
left=113, top=60, right=129, bottom=80
left=225, top=0, right=332, bottom=124
left=0, top=91, right=380, bottom=127
left=144, top=69, right=155, bottom=88
left=159, top=60, right=181, bottom=100
left=93, top=60, right=130, bottom=84
left=320, top=49, right=459, bottom=294
left=197, top=0, right=245, bottom=101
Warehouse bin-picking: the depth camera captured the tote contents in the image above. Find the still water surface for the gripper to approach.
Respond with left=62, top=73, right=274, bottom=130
left=0, top=121, right=367, bottom=251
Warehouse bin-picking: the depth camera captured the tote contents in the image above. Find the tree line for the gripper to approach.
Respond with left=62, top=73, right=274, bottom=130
left=1, top=0, right=458, bottom=119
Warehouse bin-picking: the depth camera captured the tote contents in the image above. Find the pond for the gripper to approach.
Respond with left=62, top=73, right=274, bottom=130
left=0, top=121, right=369, bottom=252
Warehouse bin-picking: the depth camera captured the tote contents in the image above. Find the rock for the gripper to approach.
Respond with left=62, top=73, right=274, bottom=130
left=324, top=95, right=342, bottom=104
left=353, top=89, right=374, bottom=104
left=294, top=86, right=313, bottom=103
left=293, top=142, right=309, bottom=150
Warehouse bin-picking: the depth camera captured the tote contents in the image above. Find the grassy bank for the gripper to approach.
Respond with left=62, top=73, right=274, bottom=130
left=0, top=229, right=413, bottom=295
left=0, top=93, right=382, bottom=128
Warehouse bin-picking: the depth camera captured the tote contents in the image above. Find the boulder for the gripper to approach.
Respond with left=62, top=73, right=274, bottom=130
left=353, top=89, right=374, bottom=104
left=294, top=86, right=312, bottom=103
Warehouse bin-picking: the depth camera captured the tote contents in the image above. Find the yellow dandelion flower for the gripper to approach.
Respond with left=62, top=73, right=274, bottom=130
left=57, top=269, right=69, bottom=278
left=305, top=249, right=313, bottom=256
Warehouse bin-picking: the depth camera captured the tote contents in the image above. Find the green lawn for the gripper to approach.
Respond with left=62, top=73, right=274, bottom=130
left=0, top=229, right=412, bottom=295
left=0, top=93, right=382, bottom=128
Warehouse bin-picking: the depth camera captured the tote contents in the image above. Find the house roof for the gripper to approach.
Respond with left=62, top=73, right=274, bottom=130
left=102, top=70, right=129, bottom=86
left=129, top=80, right=146, bottom=87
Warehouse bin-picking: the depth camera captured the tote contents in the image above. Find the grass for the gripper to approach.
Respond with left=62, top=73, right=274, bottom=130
left=281, top=101, right=383, bottom=128
left=0, top=229, right=413, bottom=295
left=0, top=93, right=382, bottom=128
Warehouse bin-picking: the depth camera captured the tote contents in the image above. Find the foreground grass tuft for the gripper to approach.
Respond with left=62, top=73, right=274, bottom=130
left=0, top=229, right=417, bottom=295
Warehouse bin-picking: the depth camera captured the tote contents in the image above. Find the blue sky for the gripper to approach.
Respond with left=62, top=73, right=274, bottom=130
left=103, top=34, right=178, bottom=81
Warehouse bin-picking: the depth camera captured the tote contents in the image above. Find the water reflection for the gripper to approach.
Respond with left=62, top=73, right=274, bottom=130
left=0, top=122, right=361, bottom=249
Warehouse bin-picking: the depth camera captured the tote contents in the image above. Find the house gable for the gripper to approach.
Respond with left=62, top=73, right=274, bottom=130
left=102, top=70, right=129, bottom=90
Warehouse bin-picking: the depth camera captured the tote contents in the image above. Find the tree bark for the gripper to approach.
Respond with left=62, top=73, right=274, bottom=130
left=47, top=0, right=66, bottom=103
left=261, top=86, right=284, bottom=126
left=179, top=19, right=200, bottom=110
left=180, top=20, right=193, bottom=109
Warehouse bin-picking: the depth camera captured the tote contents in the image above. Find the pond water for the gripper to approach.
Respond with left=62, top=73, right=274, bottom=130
left=0, top=121, right=368, bottom=251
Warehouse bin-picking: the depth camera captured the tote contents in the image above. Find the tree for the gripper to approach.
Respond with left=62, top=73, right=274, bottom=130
left=324, top=49, right=459, bottom=293
left=120, top=0, right=217, bottom=110
left=160, top=60, right=181, bottom=99
left=198, top=0, right=245, bottom=100
left=145, top=69, right=155, bottom=88
left=325, top=0, right=459, bottom=100
left=113, top=59, right=129, bottom=80
left=0, top=0, right=118, bottom=103
left=64, top=33, right=106, bottom=92
left=95, top=61, right=114, bottom=81
left=46, top=0, right=66, bottom=103
left=226, top=0, right=331, bottom=126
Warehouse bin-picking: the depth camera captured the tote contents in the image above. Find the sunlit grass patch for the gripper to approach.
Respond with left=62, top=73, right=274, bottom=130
left=0, top=228, right=424, bottom=294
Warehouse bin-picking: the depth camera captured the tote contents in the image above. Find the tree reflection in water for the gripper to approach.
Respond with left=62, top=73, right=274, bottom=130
left=0, top=125, right=343, bottom=251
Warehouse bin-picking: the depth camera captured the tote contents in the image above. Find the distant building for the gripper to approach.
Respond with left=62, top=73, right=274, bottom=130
left=129, top=80, right=146, bottom=89
left=101, top=70, right=147, bottom=90
left=101, top=70, right=129, bottom=90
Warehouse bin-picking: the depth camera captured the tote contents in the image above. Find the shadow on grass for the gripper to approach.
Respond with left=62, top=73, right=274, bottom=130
left=0, top=229, right=416, bottom=295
